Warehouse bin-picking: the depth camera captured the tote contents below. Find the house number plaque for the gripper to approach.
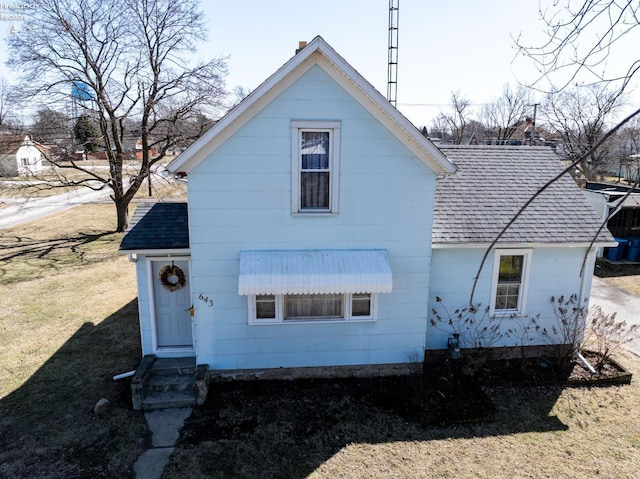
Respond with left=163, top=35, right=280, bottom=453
left=198, top=294, right=214, bottom=307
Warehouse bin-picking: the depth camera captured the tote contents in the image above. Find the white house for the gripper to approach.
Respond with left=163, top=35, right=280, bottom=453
left=0, top=135, right=44, bottom=177
left=119, top=37, right=614, bottom=383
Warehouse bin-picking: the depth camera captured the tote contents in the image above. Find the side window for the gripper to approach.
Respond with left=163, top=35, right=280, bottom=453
left=490, top=250, right=532, bottom=315
left=291, top=121, right=340, bottom=214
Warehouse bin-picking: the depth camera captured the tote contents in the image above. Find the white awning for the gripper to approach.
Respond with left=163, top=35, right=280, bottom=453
left=238, top=249, right=393, bottom=296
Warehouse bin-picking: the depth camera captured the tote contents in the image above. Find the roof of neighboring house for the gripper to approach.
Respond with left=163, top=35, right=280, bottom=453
left=168, top=35, right=457, bottom=177
left=433, top=145, right=616, bottom=246
left=0, top=135, right=32, bottom=155
left=119, top=202, right=189, bottom=252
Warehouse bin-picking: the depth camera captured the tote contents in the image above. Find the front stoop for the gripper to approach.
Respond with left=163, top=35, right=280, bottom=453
left=131, top=355, right=209, bottom=411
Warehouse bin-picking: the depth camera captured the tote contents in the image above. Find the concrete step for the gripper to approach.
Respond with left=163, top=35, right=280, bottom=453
left=142, top=390, right=197, bottom=410
left=151, top=357, right=196, bottom=376
left=146, top=373, right=195, bottom=393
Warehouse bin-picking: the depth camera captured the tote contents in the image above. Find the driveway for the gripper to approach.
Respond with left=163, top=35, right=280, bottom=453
left=0, top=186, right=113, bottom=230
left=589, top=276, right=640, bottom=356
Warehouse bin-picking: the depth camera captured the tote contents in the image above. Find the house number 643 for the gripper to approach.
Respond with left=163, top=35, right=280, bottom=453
left=198, top=294, right=214, bottom=307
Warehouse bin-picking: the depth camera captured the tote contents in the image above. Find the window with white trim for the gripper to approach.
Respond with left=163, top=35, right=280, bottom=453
left=291, top=121, right=340, bottom=214
left=490, top=249, right=532, bottom=315
left=249, top=292, right=376, bottom=324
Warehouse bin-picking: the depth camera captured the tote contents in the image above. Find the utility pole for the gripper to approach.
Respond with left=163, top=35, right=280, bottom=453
left=387, top=0, right=399, bottom=107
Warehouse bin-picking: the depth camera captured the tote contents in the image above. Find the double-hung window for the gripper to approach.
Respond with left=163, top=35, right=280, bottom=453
left=490, top=249, right=532, bottom=316
left=291, top=121, right=340, bottom=214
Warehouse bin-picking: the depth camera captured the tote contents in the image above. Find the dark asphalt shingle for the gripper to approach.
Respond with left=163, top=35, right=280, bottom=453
left=433, top=145, right=614, bottom=245
left=119, top=202, right=189, bottom=251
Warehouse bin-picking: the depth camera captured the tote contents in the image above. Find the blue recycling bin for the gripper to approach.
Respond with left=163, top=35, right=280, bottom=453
left=607, top=237, right=628, bottom=261
left=626, top=237, right=640, bottom=262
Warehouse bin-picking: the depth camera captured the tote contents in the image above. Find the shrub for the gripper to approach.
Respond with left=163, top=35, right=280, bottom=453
left=583, top=305, right=639, bottom=370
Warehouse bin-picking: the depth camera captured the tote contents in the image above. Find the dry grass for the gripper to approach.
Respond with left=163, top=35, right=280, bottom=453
left=1, top=199, right=639, bottom=478
left=0, top=204, right=147, bottom=478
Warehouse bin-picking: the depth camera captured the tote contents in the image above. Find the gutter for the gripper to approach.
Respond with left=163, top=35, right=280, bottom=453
left=431, top=241, right=618, bottom=249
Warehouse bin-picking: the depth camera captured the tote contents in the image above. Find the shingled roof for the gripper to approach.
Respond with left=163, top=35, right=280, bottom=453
left=119, top=202, right=189, bottom=251
left=433, top=145, right=615, bottom=246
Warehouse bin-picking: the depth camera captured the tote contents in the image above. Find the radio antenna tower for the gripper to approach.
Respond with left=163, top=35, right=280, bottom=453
left=387, top=0, right=399, bottom=106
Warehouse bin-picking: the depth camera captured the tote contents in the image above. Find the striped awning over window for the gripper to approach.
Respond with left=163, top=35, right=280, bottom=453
left=238, top=249, right=393, bottom=296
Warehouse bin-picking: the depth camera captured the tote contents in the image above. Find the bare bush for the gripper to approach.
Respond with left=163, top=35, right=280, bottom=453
left=584, top=305, right=639, bottom=370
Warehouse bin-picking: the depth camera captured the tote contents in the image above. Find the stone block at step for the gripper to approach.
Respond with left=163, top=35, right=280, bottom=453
left=142, top=390, right=196, bottom=410
left=146, top=373, right=195, bottom=393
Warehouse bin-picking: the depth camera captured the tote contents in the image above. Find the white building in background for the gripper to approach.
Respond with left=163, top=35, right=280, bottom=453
left=0, top=135, right=45, bottom=177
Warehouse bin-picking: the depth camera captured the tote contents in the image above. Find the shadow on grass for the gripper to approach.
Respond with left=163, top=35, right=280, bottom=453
left=0, top=231, right=118, bottom=284
left=0, top=299, right=147, bottom=479
left=163, top=373, right=568, bottom=479
left=595, top=258, right=640, bottom=278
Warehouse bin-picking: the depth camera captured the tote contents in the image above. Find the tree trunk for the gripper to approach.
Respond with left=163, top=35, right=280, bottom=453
left=115, top=197, right=130, bottom=233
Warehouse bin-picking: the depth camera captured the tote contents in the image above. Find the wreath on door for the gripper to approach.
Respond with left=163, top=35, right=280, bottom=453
left=158, top=263, right=186, bottom=292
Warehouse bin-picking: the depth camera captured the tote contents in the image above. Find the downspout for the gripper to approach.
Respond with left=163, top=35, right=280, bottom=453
left=128, top=253, right=137, bottom=263
left=576, top=350, right=596, bottom=374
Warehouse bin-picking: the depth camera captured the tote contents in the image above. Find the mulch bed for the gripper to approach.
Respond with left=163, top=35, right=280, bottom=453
left=471, top=351, right=632, bottom=387
left=167, top=353, right=633, bottom=478
left=178, top=351, right=631, bottom=447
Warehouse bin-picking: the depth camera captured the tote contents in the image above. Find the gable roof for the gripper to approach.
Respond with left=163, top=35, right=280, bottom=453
left=119, top=202, right=189, bottom=252
left=168, top=36, right=456, bottom=176
left=433, top=145, right=616, bottom=246
left=0, top=135, right=33, bottom=155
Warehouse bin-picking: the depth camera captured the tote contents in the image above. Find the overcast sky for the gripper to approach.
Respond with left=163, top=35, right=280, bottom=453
left=1, top=0, right=638, bottom=127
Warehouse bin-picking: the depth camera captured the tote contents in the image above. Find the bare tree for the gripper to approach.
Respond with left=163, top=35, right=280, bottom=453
left=479, top=84, right=534, bottom=142
left=435, top=92, right=471, bottom=144
left=31, top=108, right=70, bottom=142
left=0, top=78, right=15, bottom=129
left=515, top=0, right=640, bottom=94
left=429, top=114, right=451, bottom=142
left=467, top=1, right=640, bottom=302
left=542, top=83, right=625, bottom=180
left=606, top=115, right=640, bottom=181
left=7, top=0, right=227, bottom=231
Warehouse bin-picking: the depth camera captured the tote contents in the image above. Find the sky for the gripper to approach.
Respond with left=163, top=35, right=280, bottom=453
left=1, top=0, right=638, bottom=127
left=200, top=0, right=549, bottom=126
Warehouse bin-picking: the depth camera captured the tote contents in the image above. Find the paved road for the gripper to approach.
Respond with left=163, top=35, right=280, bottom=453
left=0, top=186, right=112, bottom=230
left=589, top=276, right=640, bottom=356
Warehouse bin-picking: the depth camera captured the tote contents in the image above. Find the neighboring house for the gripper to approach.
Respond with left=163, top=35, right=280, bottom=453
left=134, top=137, right=159, bottom=160
left=119, top=37, right=613, bottom=379
left=0, top=134, right=44, bottom=177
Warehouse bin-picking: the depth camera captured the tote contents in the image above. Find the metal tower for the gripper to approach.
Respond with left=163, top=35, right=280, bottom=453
left=387, top=0, right=399, bottom=106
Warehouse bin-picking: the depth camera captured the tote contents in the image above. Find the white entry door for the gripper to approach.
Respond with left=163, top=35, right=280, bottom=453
left=151, top=259, right=193, bottom=350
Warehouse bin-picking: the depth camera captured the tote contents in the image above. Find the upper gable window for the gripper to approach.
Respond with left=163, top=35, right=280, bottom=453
left=291, top=121, right=340, bottom=214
